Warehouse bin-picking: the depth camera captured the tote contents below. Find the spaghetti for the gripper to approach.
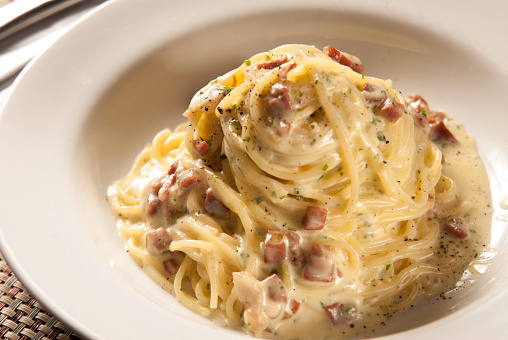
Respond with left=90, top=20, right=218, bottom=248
left=107, top=44, right=492, bottom=339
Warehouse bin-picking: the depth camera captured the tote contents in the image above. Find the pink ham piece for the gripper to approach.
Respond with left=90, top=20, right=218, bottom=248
left=193, top=139, right=211, bottom=157
left=178, top=169, right=200, bottom=188
left=285, top=231, right=305, bottom=266
left=163, top=259, right=179, bottom=276
left=405, top=95, right=430, bottom=130
left=146, top=198, right=160, bottom=217
left=324, top=303, right=345, bottom=325
left=283, top=299, right=301, bottom=319
left=276, top=120, right=291, bottom=136
left=380, top=98, right=404, bottom=122
left=362, top=83, right=403, bottom=122
left=146, top=227, right=172, bottom=255
left=323, top=46, right=364, bottom=75
left=268, top=83, right=291, bottom=114
left=263, top=230, right=304, bottom=266
left=302, top=244, right=336, bottom=282
left=303, top=206, right=327, bottom=230
left=203, top=188, right=230, bottom=217
left=279, top=61, right=297, bottom=81
left=264, top=274, right=287, bottom=302
left=443, top=218, right=468, bottom=238
left=257, top=55, right=289, bottom=70
left=263, top=230, right=287, bottom=264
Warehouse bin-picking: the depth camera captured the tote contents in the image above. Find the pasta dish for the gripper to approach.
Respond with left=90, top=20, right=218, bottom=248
left=107, top=44, right=492, bottom=339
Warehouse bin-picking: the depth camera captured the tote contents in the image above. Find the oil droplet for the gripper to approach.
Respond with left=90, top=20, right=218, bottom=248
left=501, top=195, right=508, bottom=210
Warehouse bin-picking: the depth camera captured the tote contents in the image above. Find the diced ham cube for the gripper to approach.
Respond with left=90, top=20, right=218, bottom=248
left=429, top=120, right=457, bottom=144
left=362, top=83, right=386, bottom=105
left=380, top=98, right=403, bottom=122
left=263, top=230, right=286, bottom=264
left=178, top=169, right=200, bottom=188
left=323, top=46, right=364, bottom=75
left=324, top=303, right=346, bottom=325
left=302, top=244, right=335, bottom=282
left=276, top=120, right=291, bottom=136
left=268, top=83, right=291, bottom=114
left=257, top=56, right=289, bottom=70
left=146, top=197, right=160, bottom=217
left=406, top=95, right=430, bottom=130
left=303, top=206, right=327, bottom=230
left=203, top=188, right=230, bottom=216
left=146, top=227, right=172, bottom=254
left=263, top=274, right=287, bottom=302
left=285, top=231, right=305, bottom=266
left=283, top=299, right=301, bottom=319
left=279, top=61, right=297, bottom=81
left=163, top=259, right=179, bottom=276
left=443, top=218, right=468, bottom=238
left=167, top=162, right=179, bottom=175
left=263, top=230, right=304, bottom=266
left=193, top=139, right=211, bottom=157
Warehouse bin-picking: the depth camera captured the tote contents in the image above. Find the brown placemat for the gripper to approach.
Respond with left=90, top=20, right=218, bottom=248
left=0, top=251, right=82, bottom=340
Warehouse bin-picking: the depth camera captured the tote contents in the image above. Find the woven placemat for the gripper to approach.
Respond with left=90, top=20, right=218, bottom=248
left=0, top=251, right=82, bottom=340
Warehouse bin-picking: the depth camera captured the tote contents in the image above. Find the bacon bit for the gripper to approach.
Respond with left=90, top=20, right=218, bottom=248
left=324, top=303, right=345, bottom=325
left=269, top=83, right=291, bottom=114
left=147, top=199, right=160, bottom=217
left=263, top=230, right=286, bottom=264
left=362, top=83, right=386, bottom=105
left=264, top=274, right=287, bottom=302
left=152, top=180, right=163, bottom=193
left=203, top=188, right=229, bottom=216
left=279, top=61, right=297, bottom=81
left=444, top=218, right=468, bottom=238
left=302, top=244, right=335, bottom=282
left=429, top=120, right=457, bottom=144
left=146, top=227, right=172, bottom=254
left=285, top=231, right=305, bottom=266
left=283, top=299, right=301, bottom=319
left=168, top=162, right=179, bottom=175
left=193, top=139, right=211, bottom=157
left=405, top=99, right=458, bottom=143
left=257, top=56, right=289, bottom=70
left=406, top=95, right=430, bottom=129
left=162, top=204, right=173, bottom=220
left=303, top=206, right=327, bottom=230
left=158, top=179, right=171, bottom=203
left=323, top=46, right=364, bottom=75
left=380, top=98, right=404, bottom=122
left=163, top=259, right=179, bottom=276
left=276, top=120, right=291, bottom=136
left=178, top=169, right=200, bottom=188
left=429, top=110, right=447, bottom=121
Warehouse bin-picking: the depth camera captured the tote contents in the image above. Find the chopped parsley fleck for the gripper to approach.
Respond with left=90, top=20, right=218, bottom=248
left=230, top=119, right=241, bottom=127
left=377, top=131, right=386, bottom=142
left=315, top=79, right=319, bottom=85
left=220, top=154, right=227, bottom=160
left=386, top=264, right=392, bottom=270
left=255, top=197, right=263, bottom=205
left=322, top=164, right=329, bottom=171
left=220, top=85, right=235, bottom=93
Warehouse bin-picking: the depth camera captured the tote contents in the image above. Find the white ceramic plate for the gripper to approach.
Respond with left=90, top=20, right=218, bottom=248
left=1, top=0, right=507, bottom=339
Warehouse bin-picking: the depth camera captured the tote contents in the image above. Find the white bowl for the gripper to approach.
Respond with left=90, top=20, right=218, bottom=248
left=0, top=0, right=507, bottom=339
